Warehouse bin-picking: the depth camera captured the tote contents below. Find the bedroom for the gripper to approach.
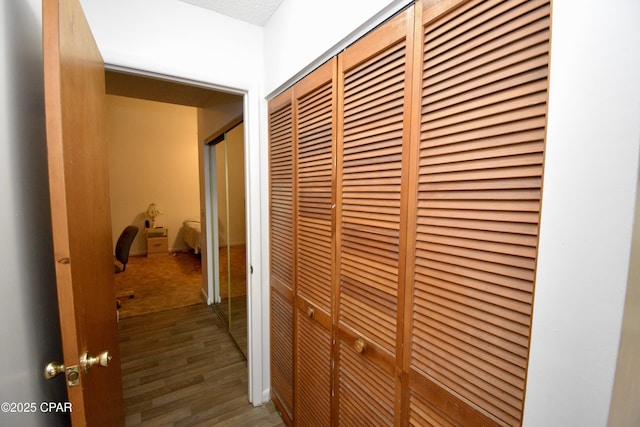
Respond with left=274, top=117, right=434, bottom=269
left=106, top=71, right=248, bottom=353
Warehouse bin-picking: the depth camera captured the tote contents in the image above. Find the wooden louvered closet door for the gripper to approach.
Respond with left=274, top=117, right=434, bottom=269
left=335, top=8, right=415, bottom=425
left=269, top=88, right=295, bottom=425
left=293, top=58, right=336, bottom=426
left=403, top=0, right=551, bottom=425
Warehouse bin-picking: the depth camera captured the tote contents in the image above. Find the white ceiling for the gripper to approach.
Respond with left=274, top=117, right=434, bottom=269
left=177, top=0, right=285, bottom=26
left=106, top=1, right=286, bottom=105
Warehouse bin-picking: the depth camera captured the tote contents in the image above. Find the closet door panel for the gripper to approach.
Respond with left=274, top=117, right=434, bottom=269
left=271, top=284, right=294, bottom=423
left=337, top=337, right=395, bottom=426
left=336, top=7, right=414, bottom=424
left=293, top=59, right=336, bottom=426
left=406, top=0, right=551, bottom=425
left=295, top=300, right=332, bottom=426
left=269, top=89, right=295, bottom=424
left=295, top=60, right=335, bottom=315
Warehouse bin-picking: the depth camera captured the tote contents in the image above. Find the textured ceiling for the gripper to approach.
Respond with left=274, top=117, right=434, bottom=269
left=177, top=0, right=285, bottom=26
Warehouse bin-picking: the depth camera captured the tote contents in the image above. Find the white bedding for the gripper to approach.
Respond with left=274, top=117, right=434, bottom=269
left=183, top=220, right=201, bottom=254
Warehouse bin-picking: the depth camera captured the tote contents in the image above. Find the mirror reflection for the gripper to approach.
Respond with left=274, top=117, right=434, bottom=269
left=213, top=122, right=247, bottom=357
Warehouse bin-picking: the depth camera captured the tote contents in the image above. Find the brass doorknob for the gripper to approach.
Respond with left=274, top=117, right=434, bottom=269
left=44, top=362, right=65, bottom=380
left=80, top=350, right=111, bottom=373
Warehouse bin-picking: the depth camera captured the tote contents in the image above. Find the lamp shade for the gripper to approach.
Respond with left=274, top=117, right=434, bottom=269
left=145, top=203, right=162, bottom=219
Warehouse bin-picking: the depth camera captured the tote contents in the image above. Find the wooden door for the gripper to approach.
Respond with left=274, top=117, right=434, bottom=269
left=269, top=88, right=295, bottom=425
left=335, top=8, right=415, bottom=425
left=293, top=58, right=336, bottom=426
left=402, top=0, right=551, bottom=425
left=43, top=0, right=124, bottom=425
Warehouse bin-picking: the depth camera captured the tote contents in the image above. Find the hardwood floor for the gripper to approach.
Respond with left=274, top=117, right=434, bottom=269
left=118, top=303, right=284, bottom=426
left=115, top=252, right=203, bottom=319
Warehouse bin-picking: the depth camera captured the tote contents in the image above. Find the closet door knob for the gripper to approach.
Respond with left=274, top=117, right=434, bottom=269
left=306, top=306, right=314, bottom=318
left=354, top=338, right=366, bottom=354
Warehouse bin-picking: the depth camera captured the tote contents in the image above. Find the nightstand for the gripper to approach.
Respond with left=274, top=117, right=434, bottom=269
left=146, top=227, right=168, bottom=257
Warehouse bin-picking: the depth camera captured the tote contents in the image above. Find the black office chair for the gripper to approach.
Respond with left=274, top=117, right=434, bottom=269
left=114, top=225, right=139, bottom=274
left=114, top=226, right=138, bottom=308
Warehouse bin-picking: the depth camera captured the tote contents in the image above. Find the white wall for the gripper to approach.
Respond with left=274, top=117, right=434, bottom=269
left=0, top=0, right=68, bottom=425
left=609, top=159, right=640, bottom=425
left=524, top=1, right=640, bottom=425
left=263, top=0, right=412, bottom=95
left=106, top=95, right=200, bottom=254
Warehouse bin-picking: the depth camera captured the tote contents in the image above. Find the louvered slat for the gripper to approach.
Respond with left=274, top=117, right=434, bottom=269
left=269, top=91, right=294, bottom=424
left=409, top=390, right=457, bottom=427
left=296, top=79, right=333, bottom=313
left=270, top=102, right=294, bottom=287
left=336, top=8, right=413, bottom=425
left=337, top=341, right=395, bottom=426
left=270, top=288, right=294, bottom=421
left=339, top=27, right=406, bottom=357
left=295, top=309, right=331, bottom=426
left=293, top=60, right=335, bottom=427
left=408, top=1, right=551, bottom=425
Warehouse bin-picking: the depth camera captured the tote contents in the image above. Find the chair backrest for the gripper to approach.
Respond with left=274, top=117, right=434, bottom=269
left=115, top=225, right=139, bottom=272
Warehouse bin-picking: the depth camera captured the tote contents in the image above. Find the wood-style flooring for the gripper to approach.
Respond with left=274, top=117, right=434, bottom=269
left=118, top=303, right=284, bottom=426
left=215, top=296, right=248, bottom=358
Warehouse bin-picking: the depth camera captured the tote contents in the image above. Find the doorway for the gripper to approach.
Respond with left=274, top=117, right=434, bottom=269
left=104, top=68, right=251, bottom=387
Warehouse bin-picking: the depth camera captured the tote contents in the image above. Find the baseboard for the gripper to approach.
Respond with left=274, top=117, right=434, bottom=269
left=200, top=287, right=209, bottom=305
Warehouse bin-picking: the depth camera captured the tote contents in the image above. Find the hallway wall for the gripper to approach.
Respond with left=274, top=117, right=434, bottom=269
left=524, top=0, right=640, bottom=424
left=0, top=0, right=68, bottom=425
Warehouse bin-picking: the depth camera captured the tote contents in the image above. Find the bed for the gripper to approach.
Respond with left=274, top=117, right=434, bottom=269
left=182, top=219, right=202, bottom=254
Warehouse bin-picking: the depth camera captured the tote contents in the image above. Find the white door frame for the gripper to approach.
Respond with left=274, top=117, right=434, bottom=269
left=104, top=65, right=267, bottom=406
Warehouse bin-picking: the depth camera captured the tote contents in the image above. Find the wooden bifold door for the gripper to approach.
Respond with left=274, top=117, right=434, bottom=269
left=269, top=0, right=551, bottom=425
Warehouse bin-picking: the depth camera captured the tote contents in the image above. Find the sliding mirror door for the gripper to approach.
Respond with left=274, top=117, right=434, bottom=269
left=211, top=122, right=247, bottom=356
